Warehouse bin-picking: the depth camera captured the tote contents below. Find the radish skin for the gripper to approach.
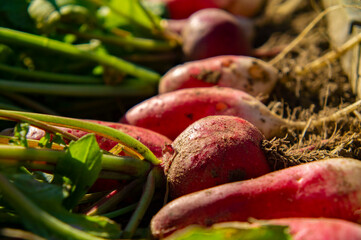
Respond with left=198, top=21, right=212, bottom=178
left=151, top=158, right=361, bottom=238
left=121, top=87, right=287, bottom=140
left=158, top=55, right=278, bottom=96
left=163, top=115, right=270, bottom=198
left=181, top=8, right=252, bottom=60
left=265, top=218, right=361, bottom=240
left=147, top=0, right=264, bottom=19
left=172, top=218, right=361, bottom=240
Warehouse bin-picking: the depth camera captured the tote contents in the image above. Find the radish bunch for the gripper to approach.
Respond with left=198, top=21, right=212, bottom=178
left=151, top=158, right=361, bottom=238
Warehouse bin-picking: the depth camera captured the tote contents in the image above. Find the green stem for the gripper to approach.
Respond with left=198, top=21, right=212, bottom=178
left=0, top=145, right=151, bottom=177
left=102, top=203, right=138, bottom=218
left=137, top=0, right=163, bottom=34
left=0, top=159, right=134, bottom=180
left=86, top=178, right=143, bottom=216
left=91, top=0, right=156, bottom=36
left=0, top=79, right=155, bottom=97
left=97, top=171, right=133, bottom=180
left=0, top=63, right=102, bottom=84
left=0, top=110, right=79, bottom=141
left=122, top=168, right=156, bottom=239
left=0, top=27, right=160, bottom=83
left=0, top=228, right=45, bottom=240
left=67, top=30, right=176, bottom=51
left=0, top=173, right=105, bottom=240
left=0, top=159, right=55, bottom=172
left=0, top=110, right=161, bottom=165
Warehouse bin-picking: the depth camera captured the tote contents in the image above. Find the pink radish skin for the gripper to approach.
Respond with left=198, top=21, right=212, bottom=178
left=121, top=87, right=287, bottom=140
left=158, top=55, right=278, bottom=96
left=177, top=218, right=361, bottom=240
left=181, top=8, right=252, bottom=61
left=163, top=115, right=270, bottom=199
left=150, top=158, right=361, bottom=238
left=266, top=218, right=361, bottom=240
left=147, top=0, right=264, bottom=19
left=26, top=120, right=172, bottom=159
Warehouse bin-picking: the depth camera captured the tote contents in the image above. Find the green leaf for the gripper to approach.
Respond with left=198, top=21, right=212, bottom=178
left=4, top=171, right=120, bottom=238
left=12, top=173, right=68, bottom=209
left=38, top=132, right=53, bottom=148
left=38, top=132, right=67, bottom=149
left=165, top=222, right=294, bottom=240
left=54, top=134, right=102, bottom=210
left=0, top=172, right=119, bottom=239
left=98, top=0, right=162, bottom=35
left=9, top=122, right=29, bottom=147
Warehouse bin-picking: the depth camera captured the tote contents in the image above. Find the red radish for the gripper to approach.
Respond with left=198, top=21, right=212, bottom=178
left=121, top=86, right=361, bottom=140
left=156, top=0, right=218, bottom=19
left=120, top=87, right=287, bottom=140
left=163, top=115, right=270, bottom=199
left=181, top=8, right=253, bottom=60
left=147, top=0, right=264, bottom=19
left=158, top=55, right=278, bottom=96
left=151, top=158, right=361, bottom=238
left=26, top=120, right=172, bottom=159
left=169, top=218, right=361, bottom=240
left=262, top=218, right=361, bottom=240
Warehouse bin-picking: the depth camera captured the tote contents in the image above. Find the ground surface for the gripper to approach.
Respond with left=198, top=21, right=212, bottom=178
left=253, top=1, right=361, bottom=169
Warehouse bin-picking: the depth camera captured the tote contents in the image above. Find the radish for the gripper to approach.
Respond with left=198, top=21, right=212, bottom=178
left=26, top=120, right=172, bottom=159
left=150, top=158, right=361, bottom=238
left=181, top=8, right=253, bottom=61
left=158, top=55, right=278, bottom=96
left=121, top=87, right=361, bottom=140
left=163, top=115, right=270, bottom=198
left=168, top=218, right=361, bottom=240
left=162, top=0, right=218, bottom=19
left=147, top=0, right=265, bottom=19
left=262, top=218, right=361, bottom=240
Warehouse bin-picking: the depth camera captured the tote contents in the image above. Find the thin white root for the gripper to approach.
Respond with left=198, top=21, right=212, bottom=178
left=295, top=32, right=361, bottom=75
left=316, top=99, right=361, bottom=125
left=299, top=117, right=313, bottom=145
left=284, top=99, right=361, bottom=130
left=269, top=4, right=361, bottom=66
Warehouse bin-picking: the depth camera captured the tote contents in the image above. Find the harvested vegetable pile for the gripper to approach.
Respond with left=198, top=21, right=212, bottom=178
left=1, top=0, right=361, bottom=239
